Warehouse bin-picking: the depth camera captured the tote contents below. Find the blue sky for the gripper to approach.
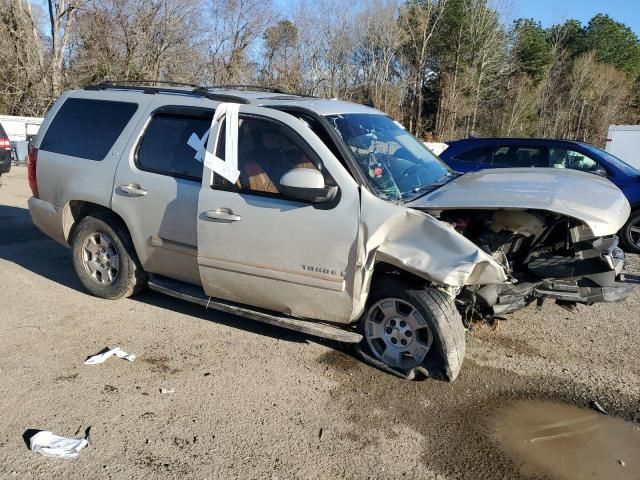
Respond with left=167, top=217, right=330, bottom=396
left=515, top=0, right=640, bottom=36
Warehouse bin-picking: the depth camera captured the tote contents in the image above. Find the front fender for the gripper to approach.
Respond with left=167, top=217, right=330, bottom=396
left=351, top=190, right=509, bottom=320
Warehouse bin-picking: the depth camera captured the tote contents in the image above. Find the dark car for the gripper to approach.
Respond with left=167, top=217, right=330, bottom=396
left=440, top=138, right=640, bottom=253
left=0, top=123, right=11, bottom=176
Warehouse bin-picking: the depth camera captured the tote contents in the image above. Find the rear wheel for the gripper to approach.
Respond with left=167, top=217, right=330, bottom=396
left=620, top=211, right=640, bottom=254
left=358, top=277, right=466, bottom=381
left=71, top=213, right=147, bottom=299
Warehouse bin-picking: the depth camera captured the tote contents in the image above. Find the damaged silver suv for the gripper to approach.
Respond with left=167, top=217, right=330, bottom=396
left=28, top=81, right=632, bottom=381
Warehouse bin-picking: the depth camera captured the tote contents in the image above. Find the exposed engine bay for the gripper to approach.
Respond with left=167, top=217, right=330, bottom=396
left=433, top=209, right=631, bottom=325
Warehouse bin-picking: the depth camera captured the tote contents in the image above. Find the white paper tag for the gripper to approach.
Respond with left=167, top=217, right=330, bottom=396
left=187, top=130, right=210, bottom=163
left=204, top=103, right=241, bottom=184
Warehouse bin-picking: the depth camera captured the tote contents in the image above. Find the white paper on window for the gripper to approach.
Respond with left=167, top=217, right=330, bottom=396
left=203, top=103, right=241, bottom=184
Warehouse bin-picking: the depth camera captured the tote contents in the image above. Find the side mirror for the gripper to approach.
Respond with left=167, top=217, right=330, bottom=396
left=592, top=166, right=608, bottom=177
left=279, top=168, right=337, bottom=203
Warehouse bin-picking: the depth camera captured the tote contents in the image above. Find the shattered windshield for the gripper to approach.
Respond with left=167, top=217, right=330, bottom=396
left=326, top=113, right=454, bottom=202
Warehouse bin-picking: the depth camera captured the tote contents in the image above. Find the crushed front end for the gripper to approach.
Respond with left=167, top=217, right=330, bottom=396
left=436, top=210, right=633, bottom=322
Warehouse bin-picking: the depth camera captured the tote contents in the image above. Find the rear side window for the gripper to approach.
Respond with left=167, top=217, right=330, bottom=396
left=455, top=146, right=494, bottom=164
left=490, top=146, right=549, bottom=167
left=511, top=147, right=548, bottom=167
left=40, top=98, right=137, bottom=160
left=136, top=112, right=213, bottom=181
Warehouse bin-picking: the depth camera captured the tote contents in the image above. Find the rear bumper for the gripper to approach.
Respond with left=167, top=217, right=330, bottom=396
left=28, top=197, right=67, bottom=246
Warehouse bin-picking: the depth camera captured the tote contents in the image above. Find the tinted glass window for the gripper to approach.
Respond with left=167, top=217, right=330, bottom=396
left=549, top=147, right=599, bottom=172
left=513, top=147, right=548, bottom=167
left=455, top=146, right=494, bottom=164
left=40, top=98, right=137, bottom=160
left=213, top=116, right=322, bottom=195
left=137, top=112, right=212, bottom=181
left=490, top=146, right=548, bottom=167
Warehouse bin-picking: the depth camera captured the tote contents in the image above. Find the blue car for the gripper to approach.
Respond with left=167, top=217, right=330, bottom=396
left=439, top=138, right=640, bottom=253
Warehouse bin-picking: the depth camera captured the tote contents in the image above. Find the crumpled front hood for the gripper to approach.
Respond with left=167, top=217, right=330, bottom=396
left=409, top=168, right=631, bottom=237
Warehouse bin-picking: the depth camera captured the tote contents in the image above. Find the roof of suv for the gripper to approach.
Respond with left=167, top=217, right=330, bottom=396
left=82, top=83, right=384, bottom=117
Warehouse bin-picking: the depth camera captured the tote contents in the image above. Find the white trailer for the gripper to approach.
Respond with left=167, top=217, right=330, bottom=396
left=0, top=115, right=43, bottom=141
left=0, top=115, right=44, bottom=163
left=605, top=125, right=640, bottom=170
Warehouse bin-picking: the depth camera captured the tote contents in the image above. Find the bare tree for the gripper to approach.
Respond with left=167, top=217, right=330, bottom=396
left=48, top=0, right=84, bottom=97
left=0, top=0, right=47, bottom=114
left=70, top=0, right=203, bottom=85
left=355, top=0, right=407, bottom=117
left=463, top=0, right=509, bottom=136
left=206, top=0, right=275, bottom=83
left=400, top=0, right=448, bottom=135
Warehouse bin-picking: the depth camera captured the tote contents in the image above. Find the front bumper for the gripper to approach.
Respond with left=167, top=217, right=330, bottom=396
left=527, top=235, right=632, bottom=305
left=487, top=236, right=633, bottom=315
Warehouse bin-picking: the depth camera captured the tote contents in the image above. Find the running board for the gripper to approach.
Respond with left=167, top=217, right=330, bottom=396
left=148, top=276, right=362, bottom=343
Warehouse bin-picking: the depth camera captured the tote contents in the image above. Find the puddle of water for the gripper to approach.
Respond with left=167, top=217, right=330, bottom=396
left=493, top=400, right=640, bottom=480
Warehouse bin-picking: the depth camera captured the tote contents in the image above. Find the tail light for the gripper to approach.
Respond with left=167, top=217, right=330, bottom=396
left=28, top=146, right=39, bottom=198
left=0, top=137, right=10, bottom=151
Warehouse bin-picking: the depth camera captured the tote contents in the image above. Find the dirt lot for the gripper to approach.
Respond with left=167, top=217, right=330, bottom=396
left=0, top=166, right=639, bottom=479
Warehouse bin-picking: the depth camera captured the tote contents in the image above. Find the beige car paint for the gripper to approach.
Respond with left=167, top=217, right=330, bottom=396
left=410, top=167, right=631, bottom=237
left=28, top=94, right=630, bottom=328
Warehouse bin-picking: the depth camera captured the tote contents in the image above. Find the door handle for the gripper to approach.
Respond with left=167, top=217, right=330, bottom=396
left=117, top=184, right=148, bottom=197
left=205, top=208, right=242, bottom=222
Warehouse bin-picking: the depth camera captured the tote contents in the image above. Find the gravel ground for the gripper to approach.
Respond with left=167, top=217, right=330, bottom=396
left=0, top=166, right=638, bottom=479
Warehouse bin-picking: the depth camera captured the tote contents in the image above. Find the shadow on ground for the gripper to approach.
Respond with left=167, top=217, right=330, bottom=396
left=0, top=204, right=316, bottom=345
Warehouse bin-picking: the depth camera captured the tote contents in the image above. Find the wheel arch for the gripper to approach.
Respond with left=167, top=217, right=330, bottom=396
left=369, top=261, right=433, bottom=290
left=62, top=200, right=132, bottom=246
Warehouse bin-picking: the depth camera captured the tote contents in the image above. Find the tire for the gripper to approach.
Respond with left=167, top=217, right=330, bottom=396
left=71, top=212, right=147, bottom=299
left=620, top=210, right=640, bottom=254
left=358, top=276, right=466, bottom=381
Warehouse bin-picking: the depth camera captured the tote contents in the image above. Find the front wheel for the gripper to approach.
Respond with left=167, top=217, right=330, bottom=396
left=358, top=278, right=466, bottom=381
left=620, top=211, right=640, bottom=254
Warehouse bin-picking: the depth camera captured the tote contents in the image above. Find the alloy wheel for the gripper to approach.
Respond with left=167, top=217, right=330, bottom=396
left=364, top=298, right=433, bottom=370
left=81, top=232, right=120, bottom=285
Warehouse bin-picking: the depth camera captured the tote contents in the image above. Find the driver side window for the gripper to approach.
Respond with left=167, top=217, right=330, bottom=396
left=213, top=116, right=323, bottom=196
left=549, top=147, right=599, bottom=172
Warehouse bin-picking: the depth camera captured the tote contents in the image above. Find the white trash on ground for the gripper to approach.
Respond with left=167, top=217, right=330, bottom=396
left=84, top=346, right=136, bottom=365
left=29, top=431, right=89, bottom=459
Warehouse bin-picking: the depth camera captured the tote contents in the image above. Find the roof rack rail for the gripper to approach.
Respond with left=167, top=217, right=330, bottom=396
left=93, top=79, right=206, bottom=88
left=84, top=81, right=251, bottom=105
left=205, top=84, right=316, bottom=98
left=207, top=84, right=289, bottom=94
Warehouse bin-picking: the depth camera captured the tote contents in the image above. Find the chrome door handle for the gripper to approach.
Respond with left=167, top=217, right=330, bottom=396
left=117, top=184, right=148, bottom=197
left=205, top=208, right=241, bottom=222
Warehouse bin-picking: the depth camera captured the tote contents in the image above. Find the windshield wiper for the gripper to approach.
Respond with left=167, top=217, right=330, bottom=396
left=403, top=172, right=458, bottom=203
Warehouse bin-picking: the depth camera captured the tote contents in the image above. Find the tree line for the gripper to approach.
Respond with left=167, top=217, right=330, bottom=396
left=1, top=0, right=639, bottom=146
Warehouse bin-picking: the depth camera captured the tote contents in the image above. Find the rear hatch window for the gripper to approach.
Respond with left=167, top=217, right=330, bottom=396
left=40, top=98, right=137, bottom=161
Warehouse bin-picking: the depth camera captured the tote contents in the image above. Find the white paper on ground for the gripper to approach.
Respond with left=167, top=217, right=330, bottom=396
left=203, top=103, right=241, bottom=184
left=29, top=431, right=89, bottom=459
left=84, top=346, right=136, bottom=365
